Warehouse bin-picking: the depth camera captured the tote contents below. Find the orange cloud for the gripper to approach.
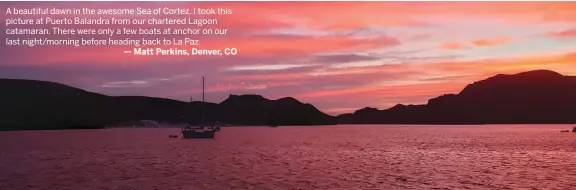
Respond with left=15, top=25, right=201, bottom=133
left=439, top=38, right=510, bottom=50
left=439, top=42, right=465, bottom=50
left=422, top=51, right=576, bottom=74
left=472, top=38, right=511, bottom=48
left=547, top=29, right=576, bottom=38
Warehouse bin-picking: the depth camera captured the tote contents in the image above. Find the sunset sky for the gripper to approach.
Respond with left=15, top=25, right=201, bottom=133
left=1, top=2, right=575, bottom=115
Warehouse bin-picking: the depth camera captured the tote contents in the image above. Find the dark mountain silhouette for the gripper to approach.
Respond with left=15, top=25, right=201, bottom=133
left=2, top=69, right=575, bottom=130
left=337, top=70, right=576, bottom=124
left=0, top=79, right=334, bottom=130
left=218, top=95, right=333, bottom=125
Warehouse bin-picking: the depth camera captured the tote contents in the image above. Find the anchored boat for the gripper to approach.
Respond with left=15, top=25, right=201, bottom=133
left=181, top=76, right=221, bottom=139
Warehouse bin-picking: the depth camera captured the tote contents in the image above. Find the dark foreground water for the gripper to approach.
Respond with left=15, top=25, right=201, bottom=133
left=1, top=125, right=575, bottom=190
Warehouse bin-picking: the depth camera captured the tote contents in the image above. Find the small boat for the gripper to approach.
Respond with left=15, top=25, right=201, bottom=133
left=181, top=76, right=221, bottom=139
left=169, top=135, right=179, bottom=138
left=269, top=125, right=279, bottom=127
left=182, top=126, right=220, bottom=138
left=572, top=127, right=576, bottom=133
left=560, top=130, right=569, bottom=132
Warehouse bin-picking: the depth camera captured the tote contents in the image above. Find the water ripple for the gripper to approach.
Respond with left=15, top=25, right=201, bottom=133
left=1, top=125, right=575, bottom=190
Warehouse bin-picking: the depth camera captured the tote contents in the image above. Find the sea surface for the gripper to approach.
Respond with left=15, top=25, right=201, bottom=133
left=1, top=125, right=575, bottom=190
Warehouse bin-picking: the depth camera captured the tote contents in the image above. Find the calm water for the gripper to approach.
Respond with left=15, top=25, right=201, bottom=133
left=1, top=125, right=575, bottom=190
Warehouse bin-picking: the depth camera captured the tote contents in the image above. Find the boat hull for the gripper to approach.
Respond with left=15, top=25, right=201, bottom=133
left=182, top=131, right=216, bottom=138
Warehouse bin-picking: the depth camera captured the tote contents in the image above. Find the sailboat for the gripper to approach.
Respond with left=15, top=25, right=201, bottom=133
left=181, top=76, right=221, bottom=138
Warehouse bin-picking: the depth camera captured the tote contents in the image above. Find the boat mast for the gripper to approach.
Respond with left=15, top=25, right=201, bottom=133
left=201, top=76, right=205, bottom=126
left=202, top=76, right=205, bottom=103
left=189, top=96, right=193, bottom=125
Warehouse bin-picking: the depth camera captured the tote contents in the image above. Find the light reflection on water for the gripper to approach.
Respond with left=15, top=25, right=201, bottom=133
left=0, top=125, right=575, bottom=190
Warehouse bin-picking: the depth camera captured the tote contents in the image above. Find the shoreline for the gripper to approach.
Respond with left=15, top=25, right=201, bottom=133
left=3, top=123, right=576, bottom=132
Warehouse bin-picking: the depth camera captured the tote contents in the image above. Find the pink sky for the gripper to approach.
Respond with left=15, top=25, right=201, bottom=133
left=1, top=2, right=575, bottom=115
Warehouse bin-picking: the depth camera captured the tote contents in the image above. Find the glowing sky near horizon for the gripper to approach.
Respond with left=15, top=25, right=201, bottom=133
left=1, top=2, right=575, bottom=115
